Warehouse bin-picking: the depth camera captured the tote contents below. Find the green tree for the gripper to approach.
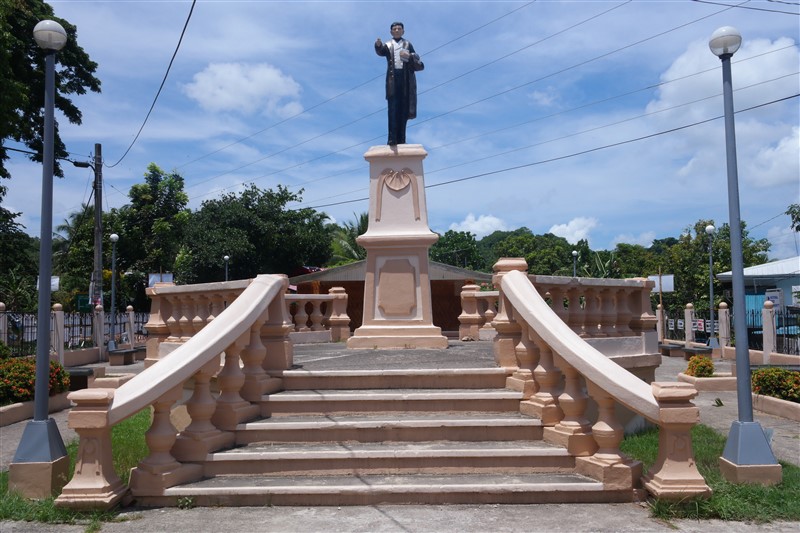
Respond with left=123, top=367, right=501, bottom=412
left=0, top=0, right=101, bottom=182
left=115, top=163, right=190, bottom=276
left=175, top=185, right=332, bottom=284
left=329, top=212, right=368, bottom=266
left=476, top=227, right=531, bottom=270
left=787, top=203, right=800, bottom=232
left=430, top=230, right=485, bottom=271
left=492, top=231, right=576, bottom=276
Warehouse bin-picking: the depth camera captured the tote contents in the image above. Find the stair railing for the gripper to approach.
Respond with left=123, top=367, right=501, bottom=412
left=494, top=259, right=711, bottom=501
left=55, top=274, right=290, bottom=510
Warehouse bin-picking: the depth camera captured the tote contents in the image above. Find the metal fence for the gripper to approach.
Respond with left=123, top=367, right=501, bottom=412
left=1, top=311, right=39, bottom=357
left=746, top=306, right=799, bottom=356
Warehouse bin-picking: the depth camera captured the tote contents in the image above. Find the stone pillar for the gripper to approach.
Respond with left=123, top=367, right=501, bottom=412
left=347, top=144, right=447, bottom=349
left=656, top=304, right=665, bottom=342
left=718, top=302, right=730, bottom=347
left=762, top=300, right=776, bottom=364
left=52, top=303, right=64, bottom=365
left=684, top=303, right=695, bottom=344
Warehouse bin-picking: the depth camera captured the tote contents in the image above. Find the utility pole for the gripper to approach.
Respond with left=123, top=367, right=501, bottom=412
left=73, top=143, right=103, bottom=306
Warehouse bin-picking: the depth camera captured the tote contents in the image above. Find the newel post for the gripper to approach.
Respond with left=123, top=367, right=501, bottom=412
left=458, top=283, right=482, bottom=340
left=327, top=287, right=351, bottom=341
left=55, top=389, right=126, bottom=509
left=491, top=258, right=528, bottom=369
left=642, top=382, right=711, bottom=500
left=684, top=303, right=695, bottom=344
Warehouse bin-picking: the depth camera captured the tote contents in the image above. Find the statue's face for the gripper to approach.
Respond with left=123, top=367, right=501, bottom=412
left=391, top=25, right=404, bottom=39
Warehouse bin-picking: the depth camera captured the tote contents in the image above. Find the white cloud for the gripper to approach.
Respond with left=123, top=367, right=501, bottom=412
left=766, top=225, right=800, bottom=261
left=749, top=127, right=800, bottom=187
left=183, top=63, right=302, bottom=118
left=449, top=214, right=507, bottom=238
left=611, top=231, right=657, bottom=248
left=548, top=217, right=597, bottom=245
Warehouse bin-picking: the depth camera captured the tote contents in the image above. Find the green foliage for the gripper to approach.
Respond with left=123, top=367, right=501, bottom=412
left=685, top=355, right=714, bottom=377
left=429, top=230, right=485, bottom=270
left=0, top=357, right=69, bottom=405
left=0, top=340, right=10, bottom=359
left=621, top=424, right=800, bottom=521
left=328, top=212, right=368, bottom=266
left=787, top=203, right=800, bottom=232
left=0, top=0, right=101, bottom=182
left=0, top=267, right=37, bottom=311
left=176, top=184, right=331, bottom=283
left=752, top=368, right=800, bottom=403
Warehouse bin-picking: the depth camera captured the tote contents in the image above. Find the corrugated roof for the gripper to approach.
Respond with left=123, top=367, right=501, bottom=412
left=289, top=260, right=492, bottom=283
left=717, top=256, right=800, bottom=281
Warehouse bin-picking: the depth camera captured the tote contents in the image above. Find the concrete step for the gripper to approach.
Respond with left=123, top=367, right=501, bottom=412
left=142, top=473, right=634, bottom=507
left=260, top=388, right=523, bottom=416
left=203, top=440, right=573, bottom=476
left=235, top=413, right=543, bottom=445
left=278, top=368, right=510, bottom=390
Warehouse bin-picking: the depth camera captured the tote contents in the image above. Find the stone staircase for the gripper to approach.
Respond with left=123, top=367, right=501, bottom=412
left=134, top=365, right=639, bottom=507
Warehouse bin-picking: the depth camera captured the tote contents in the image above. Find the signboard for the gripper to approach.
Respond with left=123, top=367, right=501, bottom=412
left=647, top=274, right=674, bottom=293
left=668, top=319, right=675, bottom=331
left=148, top=272, right=174, bottom=287
left=76, top=294, right=91, bottom=313
left=677, top=319, right=684, bottom=330
left=765, top=288, right=784, bottom=312
left=695, top=319, right=704, bottom=332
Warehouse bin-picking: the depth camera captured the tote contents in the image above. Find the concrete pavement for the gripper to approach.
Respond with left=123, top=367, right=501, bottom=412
left=1, top=341, right=798, bottom=532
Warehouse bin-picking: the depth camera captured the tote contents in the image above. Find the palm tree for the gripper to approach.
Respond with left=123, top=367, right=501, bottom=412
left=329, top=212, right=369, bottom=266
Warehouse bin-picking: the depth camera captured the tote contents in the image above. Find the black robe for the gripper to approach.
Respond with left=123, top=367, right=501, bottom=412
left=375, top=38, right=423, bottom=120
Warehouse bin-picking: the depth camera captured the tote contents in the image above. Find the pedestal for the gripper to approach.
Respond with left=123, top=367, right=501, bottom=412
left=347, top=144, right=447, bottom=350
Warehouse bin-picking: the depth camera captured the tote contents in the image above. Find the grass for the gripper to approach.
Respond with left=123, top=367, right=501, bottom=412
left=621, top=423, right=800, bottom=522
left=0, top=409, right=151, bottom=531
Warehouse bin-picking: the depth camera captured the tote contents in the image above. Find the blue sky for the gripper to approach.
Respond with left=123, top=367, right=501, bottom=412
left=5, top=0, right=800, bottom=261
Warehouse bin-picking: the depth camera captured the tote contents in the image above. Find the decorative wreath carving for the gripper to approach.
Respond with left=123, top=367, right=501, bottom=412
left=376, top=167, right=420, bottom=222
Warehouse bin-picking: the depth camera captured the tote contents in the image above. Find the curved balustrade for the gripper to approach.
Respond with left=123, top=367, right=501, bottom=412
left=498, top=263, right=710, bottom=500
left=286, top=290, right=351, bottom=342
left=56, top=275, right=290, bottom=509
left=458, top=285, right=499, bottom=340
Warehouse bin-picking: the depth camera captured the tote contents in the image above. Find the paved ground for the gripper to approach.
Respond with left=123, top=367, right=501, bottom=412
left=1, top=341, right=798, bottom=532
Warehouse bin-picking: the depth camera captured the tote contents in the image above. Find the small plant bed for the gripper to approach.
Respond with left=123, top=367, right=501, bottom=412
left=677, top=355, right=737, bottom=391
left=621, top=424, right=800, bottom=522
left=0, top=409, right=151, bottom=530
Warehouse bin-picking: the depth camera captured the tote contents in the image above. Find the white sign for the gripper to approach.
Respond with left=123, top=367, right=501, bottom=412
left=668, top=319, right=675, bottom=331
left=648, top=274, right=674, bottom=293
left=148, top=273, right=174, bottom=287
left=677, top=319, right=684, bottom=330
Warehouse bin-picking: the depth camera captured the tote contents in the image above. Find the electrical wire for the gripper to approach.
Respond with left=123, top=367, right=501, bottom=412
left=692, top=0, right=800, bottom=14
left=105, top=0, right=197, bottom=168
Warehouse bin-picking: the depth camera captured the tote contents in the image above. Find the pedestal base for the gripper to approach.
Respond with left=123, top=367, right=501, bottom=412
left=347, top=325, right=448, bottom=349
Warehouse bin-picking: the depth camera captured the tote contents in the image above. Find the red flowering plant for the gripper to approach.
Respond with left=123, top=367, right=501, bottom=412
left=0, top=357, right=70, bottom=406
left=752, top=367, right=800, bottom=403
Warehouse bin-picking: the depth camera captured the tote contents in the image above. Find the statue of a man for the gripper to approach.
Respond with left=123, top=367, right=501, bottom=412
left=375, top=22, right=424, bottom=146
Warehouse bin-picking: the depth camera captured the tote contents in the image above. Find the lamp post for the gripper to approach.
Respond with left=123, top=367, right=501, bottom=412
left=224, top=255, right=230, bottom=281
left=705, top=224, right=719, bottom=349
left=11, top=20, right=69, bottom=487
left=572, top=250, right=578, bottom=277
left=709, top=26, right=780, bottom=481
left=108, top=233, right=119, bottom=352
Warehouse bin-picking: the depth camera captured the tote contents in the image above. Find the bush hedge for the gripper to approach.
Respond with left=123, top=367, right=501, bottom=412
left=0, top=341, right=11, bottom=360
left=0, top=357, right=70, bottom=406
left=752, top=367, right=800, bottom=403
left=685, top=355, right=714, bottom=377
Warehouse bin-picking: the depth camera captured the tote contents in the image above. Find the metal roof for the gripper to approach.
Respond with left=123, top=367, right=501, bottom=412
left=289, top=260, right=492, bottom=284
left=716, top=256, right=800, bottom=281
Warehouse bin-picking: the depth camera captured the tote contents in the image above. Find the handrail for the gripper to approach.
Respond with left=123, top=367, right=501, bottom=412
left=108, top=274, right=284, bottom=425
left=502, top=270, right=659, bottom=422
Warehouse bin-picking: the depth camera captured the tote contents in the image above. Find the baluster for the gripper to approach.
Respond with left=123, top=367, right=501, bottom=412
left=164, top=295, right=181, bottom=342
left=240, top=311, right=271, bottom=402
left=178, top=295, right=194, bottom=341
left=506, top=320, right=539, bottom=399
left=545, top=357, right=596, bottom=456
left=598, top=288, right=616, bottom=337
left=172, top=355, right=234, bottom=462
left=309, top=300, right=324, bottom=331
left=212, top=334, right=259, bottom=430
left=615, top=287, right=633, bottom=336
left=327, top=287, right=351, bottom=342
left=566, top=286, right=584, bottom=336
left=582, top=287, right=601, bottom=337
left=262, top=275, right=294, bottom=373
left=191, top=294, right=208, bottom=335
left=294, top=299, right=310, bottom=332
left=628, top=279, right=658, bottom=336
left=520, top=329, right=563, bottom=425
left=550, top=286, right=569, bottom=326
left=575, top=381, right=641, bottom=490
left=207, top=292, right=225, bottom=325
left=482, top=298, right=497, bottom=329
left=129, top=385, right=202, bottom=494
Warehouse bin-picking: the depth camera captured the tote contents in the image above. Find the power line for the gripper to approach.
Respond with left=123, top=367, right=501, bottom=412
left=183, top=0, right=745, bottom=197
left=692, top=0, right=800, bottom=15
left=300, top=94, right=799, bottom=211
left=174, top=1, right=538, bottom=171
left=105, top=0, right=197, bottom=168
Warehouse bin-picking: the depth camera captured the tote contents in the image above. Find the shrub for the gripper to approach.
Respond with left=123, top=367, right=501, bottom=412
left=752, top=367, right=800, bottom=403
left=685, top=355, right=714, bottom=377
left=0, top=341, right=10, bottom=360
left=0, top=357, right=70, bottom=406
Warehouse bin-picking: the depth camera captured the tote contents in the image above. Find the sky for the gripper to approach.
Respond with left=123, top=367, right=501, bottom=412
left=5, top=0, right=800, bottom=262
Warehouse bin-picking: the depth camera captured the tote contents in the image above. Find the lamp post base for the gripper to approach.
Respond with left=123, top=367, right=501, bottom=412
left=720, top=420, right=782, bottom=485
left=10, top=418, right=69, bottom=498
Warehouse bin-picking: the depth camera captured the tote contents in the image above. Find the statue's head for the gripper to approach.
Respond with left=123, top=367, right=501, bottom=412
left=390, top=22, right=404, bottom=39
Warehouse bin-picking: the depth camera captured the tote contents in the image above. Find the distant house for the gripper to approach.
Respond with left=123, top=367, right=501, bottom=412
left=289, top=261, right=492, bottom=336
left=717, top=256, right=800, bottom=313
